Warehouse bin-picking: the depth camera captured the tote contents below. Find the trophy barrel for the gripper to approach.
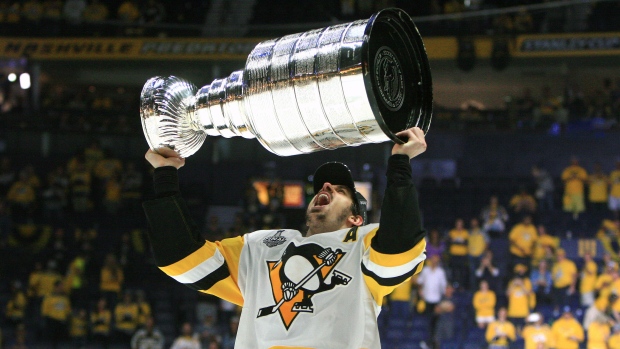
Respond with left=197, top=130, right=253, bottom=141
left=242, top=7, right=432, bottom=156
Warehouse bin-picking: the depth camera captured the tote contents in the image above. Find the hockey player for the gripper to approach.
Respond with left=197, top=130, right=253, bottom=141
left=142, top=127, right=428, bottom=348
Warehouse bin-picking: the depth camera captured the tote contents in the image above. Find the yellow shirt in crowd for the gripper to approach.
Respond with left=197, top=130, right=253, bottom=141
left=610, top=170, right=620, bottom=197
left=507, top=281, right=530, bottom=318
left=552, top=259, right=577, bottom=288
left=589, top=173, right=609, bottom=203
left=94, top=159, right=122, bottom=180
left=587, top=321, right=610, bottom=349
left=562, top=165, right=588, bottom=195
left=598, top=220, right=620, bottom=260
left=29, top=271, right=62, bottom=298
left=595, top=273, right=614, bottom=292
left=509, top=193, right=537, bottom=212
left=114, top=302, right=139, bottom=332
left=609, top=332, right=620, bottom=349
left=91, top=310, right=112, bottom=335
left=509, top=223, right=538, bottom=257
left=5, top=291, right=27, bottom=320
left=117, top=1, right=141, bottom=21
left=595, top=277, right=620, bottom=312
left=449, top=228, right=469, bottom=256
left=7, top=181, right=36, bottom=205
left=580, top=260, right=598, bottom=294
left=100, top=267, right=124, bottom=293
left=473, top=290, right=496, bottom=318
left=486, top=320, right=516, bottom=347
left=533, top=234, right=560, bottom=264
left=137, top=301, right=152, bottom=326
left=522, top=324, right=555, bottom=349
left=105, top=179, right=122, bottom=202
left=468, top=229, right=487, bottom=257
left=70, top=316, right=88, bottom=338
left=41, top=294, right=71, bottom=322
left=552, top=317, right=584, bottom=349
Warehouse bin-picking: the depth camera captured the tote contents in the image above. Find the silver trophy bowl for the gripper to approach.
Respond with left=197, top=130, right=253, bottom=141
left=140, top=8, right=433, bottom=157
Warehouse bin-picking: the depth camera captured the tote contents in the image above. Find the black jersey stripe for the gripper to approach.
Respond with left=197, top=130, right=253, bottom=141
left=184, top=262, right=230, bottom=292
left=361, top=261, right=422, bottom=286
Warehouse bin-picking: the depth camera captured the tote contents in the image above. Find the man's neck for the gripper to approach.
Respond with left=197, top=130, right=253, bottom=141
left=306, top=223, right=351, bottom=237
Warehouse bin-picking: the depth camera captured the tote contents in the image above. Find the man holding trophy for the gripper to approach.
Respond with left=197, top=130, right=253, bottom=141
left=141, top=8, right=433, bottom=348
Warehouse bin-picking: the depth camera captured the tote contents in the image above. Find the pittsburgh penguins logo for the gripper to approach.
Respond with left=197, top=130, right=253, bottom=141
left=257, top=242, right=352, bottom=329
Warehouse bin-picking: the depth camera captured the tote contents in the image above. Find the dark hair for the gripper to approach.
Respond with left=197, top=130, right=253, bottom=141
left=350, top=200, right=361, bottom=218
left=347, top=189, right=362, bottom=218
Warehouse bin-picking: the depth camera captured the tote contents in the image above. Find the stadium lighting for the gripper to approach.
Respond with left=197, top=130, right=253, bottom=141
left=7, top=73, right=17, bottom=82
left=19, top=72, right=31, bottom=89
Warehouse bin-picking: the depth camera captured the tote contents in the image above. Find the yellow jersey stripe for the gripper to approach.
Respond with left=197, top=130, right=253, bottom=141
left=364, top=262, right=424, bottom=305
left=368, top=239, right=426, bottom=267
left=363, top=251, right=426, bottom=279
left=362, top=227, right=378, bottom=250
left=160, top=242, right=216, bottom=276
left=217, top=236, right=244, bottom=288
left=201, top=277, right=244, bottom=306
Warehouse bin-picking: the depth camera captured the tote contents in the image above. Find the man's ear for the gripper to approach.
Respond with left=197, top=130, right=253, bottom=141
left=348, top=215, right=363, bottom=227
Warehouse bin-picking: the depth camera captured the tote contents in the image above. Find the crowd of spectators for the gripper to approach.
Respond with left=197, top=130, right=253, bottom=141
left=2, top=77, right=619, bottom=136
left=0, top=132, right=619, bottom=348
left=1, top=83, right=142, bottom=135
left=382, top=156, right=620, bottom=348
left=251, top=0, right=620, bottom=36
left=432, top=78, right=620, bottom=133
left=0, top=137, right=270, bottom=348
left=0, top=0, right=208, bottom=37
left=0, top=0, right=619, bottom=38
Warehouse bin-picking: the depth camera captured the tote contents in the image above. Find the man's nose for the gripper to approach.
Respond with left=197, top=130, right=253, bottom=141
left=321, top=182, right=333, bottom=192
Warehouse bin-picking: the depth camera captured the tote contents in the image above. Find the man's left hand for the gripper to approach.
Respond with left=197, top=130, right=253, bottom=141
left=392, top=127, right=427, bottom=159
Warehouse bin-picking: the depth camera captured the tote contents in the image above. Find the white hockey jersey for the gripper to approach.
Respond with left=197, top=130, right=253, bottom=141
left=159, top=224, right=426, bottom=349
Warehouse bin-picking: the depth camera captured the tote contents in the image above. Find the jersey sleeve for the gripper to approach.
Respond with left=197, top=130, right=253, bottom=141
left=143, top=167, right=244, bottom=306
left=361, top=227, right=426, bottom=306
left=157, top=234, right=245, bottom=306
left=360, top=155, right=426, bottom=305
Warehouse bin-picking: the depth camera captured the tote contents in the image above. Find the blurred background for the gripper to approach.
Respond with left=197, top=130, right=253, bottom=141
left=1, top=0, right=620, bottom=348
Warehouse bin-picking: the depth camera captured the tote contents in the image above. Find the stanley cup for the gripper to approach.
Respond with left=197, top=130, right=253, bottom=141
left=140, top=8, right=433, bottom=157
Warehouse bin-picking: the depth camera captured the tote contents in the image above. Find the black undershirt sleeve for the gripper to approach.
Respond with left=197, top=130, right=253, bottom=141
left=142, top=166, right=204, bottom=266
left=152, top=166, right=180, bottom=197
left=371, top=154, right=426, bottom=254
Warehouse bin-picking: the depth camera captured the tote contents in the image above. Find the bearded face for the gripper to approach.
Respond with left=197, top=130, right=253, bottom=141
left=305, top=183, right=356, bottom=236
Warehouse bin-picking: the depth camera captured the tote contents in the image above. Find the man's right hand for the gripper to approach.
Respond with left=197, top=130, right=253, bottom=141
left=145, top=148, right=186, bottom=169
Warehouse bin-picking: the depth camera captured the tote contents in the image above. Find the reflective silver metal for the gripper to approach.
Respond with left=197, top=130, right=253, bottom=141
left=140, top=8, right=433, bottom=157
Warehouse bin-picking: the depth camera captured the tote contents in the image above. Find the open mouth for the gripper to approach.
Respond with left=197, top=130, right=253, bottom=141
left=315, top=192, right=331, bottom=207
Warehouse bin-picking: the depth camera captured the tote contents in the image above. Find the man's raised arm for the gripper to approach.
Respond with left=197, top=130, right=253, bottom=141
left=361, top=127, right=427, bottom=304
left=374, top=127, right=427, bottom=254
left=142, top=148, right=244, bottom=306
